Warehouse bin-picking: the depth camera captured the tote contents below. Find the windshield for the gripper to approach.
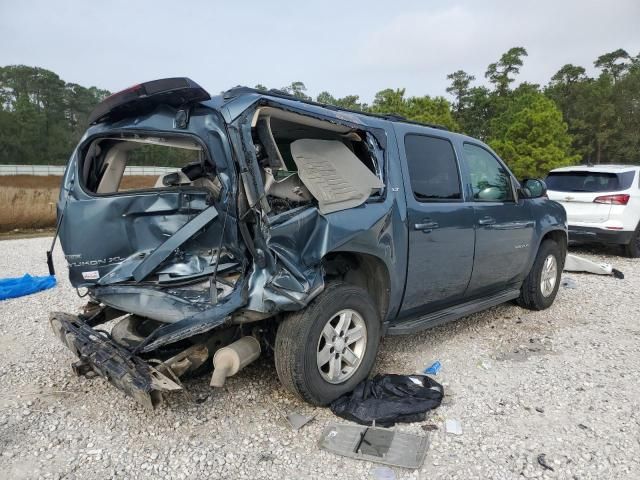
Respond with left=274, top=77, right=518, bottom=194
left=546, top=171, right=635, bottom=192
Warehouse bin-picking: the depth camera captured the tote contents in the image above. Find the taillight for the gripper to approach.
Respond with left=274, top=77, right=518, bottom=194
left=593, top=194, right=630, bottom=205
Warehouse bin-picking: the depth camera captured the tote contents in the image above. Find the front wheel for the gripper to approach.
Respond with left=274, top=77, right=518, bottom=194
left=274, top=281, right=380, bottom=405
left=518, top=239, right=564, bottom=310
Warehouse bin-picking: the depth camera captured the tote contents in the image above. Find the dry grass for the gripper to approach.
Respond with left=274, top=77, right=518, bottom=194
left=0, top=175, right=158, bottom=233
left=119, top=176, right=157, bottom=190
left=0, top=187, right=58, bottom=231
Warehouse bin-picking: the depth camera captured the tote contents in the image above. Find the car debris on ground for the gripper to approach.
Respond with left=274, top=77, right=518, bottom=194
left=564, top=253, right=624, bottom=278
left=537, top=453, right=555, bottom=471
left=423, top=360, right=442, bottom=375
left=371, top=466, right=397, bottom=480
left=330, top=374, right=444, bottom=427
left=318, top=422, right=429, bottom=469
left=444, top=418, right=463, bottom=436
left=268, top=399, right=315, bottom=431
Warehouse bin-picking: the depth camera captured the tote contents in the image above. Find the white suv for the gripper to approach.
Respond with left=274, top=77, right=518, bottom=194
left=546, top=165, right=640, bottom=257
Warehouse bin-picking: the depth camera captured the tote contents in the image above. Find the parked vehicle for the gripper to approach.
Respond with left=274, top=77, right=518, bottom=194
left=546, top=165, right=640, bottom=257
left=49, top=78, right=567, bottom=408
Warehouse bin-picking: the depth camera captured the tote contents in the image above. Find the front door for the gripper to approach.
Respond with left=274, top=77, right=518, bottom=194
left=460, top=142, right=535, bottom=295
left=398, top=132, right=475, bottom=317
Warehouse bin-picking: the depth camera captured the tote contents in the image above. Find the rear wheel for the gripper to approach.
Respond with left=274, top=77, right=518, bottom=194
left=518, top=239, right=563, bottom=310
left=623, top=225, right=640, bottom=258
left=274, top=281, right=380, bottom=405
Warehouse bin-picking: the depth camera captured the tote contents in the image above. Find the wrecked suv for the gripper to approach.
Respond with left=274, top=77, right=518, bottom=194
left=49, top=78, right=567, bottom=409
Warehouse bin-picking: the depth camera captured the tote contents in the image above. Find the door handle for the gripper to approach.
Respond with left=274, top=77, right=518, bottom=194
left=478, top=216, right=496, bottom=226
left=414, top=220, right=439, bottom=232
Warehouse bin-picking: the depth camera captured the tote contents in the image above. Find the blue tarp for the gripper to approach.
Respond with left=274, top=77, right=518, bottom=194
left=0, top=274, right=56, bottom=301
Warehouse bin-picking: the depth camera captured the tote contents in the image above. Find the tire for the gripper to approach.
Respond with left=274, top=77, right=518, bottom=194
left=518, top=239, right=564, bottom=310
left=623, top=225, right=640, bottom=258
left=274, top=281, right=380, bottom=405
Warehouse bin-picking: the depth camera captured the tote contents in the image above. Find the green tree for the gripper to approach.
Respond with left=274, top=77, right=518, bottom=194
left=606, top=55, right=640, bottom=162
left=316, top=91, right=365, bottom=110
left=0, top=65, right=109, bottom=165
left=280, top=81, right=311, bottom=100
left=460, top=86, right=494, bottom=139
left=445, top=70, right=495, bottom=138
left=594, top=49, right=630, bottom=82
left=485, top=47, right=528, bottom=95
left=488, top=92, right=579, bottom=178
left=545, top=64, right=594, bottom=159
left=370, top=88, right=458, bottom=130
left=546, top=51, right=640, bottom=164
left=446, top=70, right=475, bottom=114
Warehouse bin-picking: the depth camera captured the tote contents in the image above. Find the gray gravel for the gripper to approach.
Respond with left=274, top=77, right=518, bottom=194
left=1, top=237, right=639, bottom=479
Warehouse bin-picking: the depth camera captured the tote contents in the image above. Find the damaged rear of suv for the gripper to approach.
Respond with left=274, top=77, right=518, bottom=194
left=50, top=78, right=567, bottom=409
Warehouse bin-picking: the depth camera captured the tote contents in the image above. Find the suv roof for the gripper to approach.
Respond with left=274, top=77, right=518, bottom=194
left=550, top=164, right=640, bottom=173
left=218, top=86, right=450, bottom=131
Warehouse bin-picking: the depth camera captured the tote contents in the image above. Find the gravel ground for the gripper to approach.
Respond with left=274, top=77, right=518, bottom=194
left=0, top=237, right=639, bottom=480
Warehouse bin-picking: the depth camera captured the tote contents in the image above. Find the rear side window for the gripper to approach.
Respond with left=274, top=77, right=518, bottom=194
left=545, top=171, right=636, bottom=192
left=80, top=135, right=220, bottom=197
left=404, top=134, right=461, bottom=201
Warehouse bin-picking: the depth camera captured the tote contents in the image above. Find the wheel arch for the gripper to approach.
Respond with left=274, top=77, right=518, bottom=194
left=540, top=228, right=568, bottom=262
left=321, top=251, right=391, bottom=322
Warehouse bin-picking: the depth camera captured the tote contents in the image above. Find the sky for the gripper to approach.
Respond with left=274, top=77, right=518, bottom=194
left=1, top=0, right=639, bottom=103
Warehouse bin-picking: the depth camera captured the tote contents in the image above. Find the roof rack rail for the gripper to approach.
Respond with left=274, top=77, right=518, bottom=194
left=222, top=86, right=449, bottom=131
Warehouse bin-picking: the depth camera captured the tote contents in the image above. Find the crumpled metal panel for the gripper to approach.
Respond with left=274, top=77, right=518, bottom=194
left=245, top=202, right=398, bottom=314
left=94, top=285, right=209, bottom=323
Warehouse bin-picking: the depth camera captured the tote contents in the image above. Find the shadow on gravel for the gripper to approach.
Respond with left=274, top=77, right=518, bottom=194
left=387, top=302, right=517, bottom=339
left=568, top=242, right=625, bottom=257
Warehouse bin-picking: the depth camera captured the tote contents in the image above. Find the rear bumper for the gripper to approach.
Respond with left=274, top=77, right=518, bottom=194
left=49, top=312, right=182, bottom=409
left=568, top=226, right=634, bottom=245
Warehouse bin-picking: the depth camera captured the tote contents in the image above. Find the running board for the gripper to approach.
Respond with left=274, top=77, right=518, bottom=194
left=387, top=288, right=521, bottom=335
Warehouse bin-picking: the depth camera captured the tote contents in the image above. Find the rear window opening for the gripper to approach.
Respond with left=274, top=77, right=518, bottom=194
left=80, top=134, right=222, bottom=198
left=251, top=107, right=384, bottom=215
left=546, top=170, right=635, bottom=193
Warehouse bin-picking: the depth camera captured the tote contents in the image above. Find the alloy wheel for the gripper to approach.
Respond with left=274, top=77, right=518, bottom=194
left=316, top=309, right=367, bottom=384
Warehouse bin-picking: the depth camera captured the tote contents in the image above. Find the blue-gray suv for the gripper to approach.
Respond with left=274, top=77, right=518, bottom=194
left=49, top=78, right=567, bottom=408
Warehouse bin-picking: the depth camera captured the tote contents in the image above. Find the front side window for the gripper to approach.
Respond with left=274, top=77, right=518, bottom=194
left=404, top=134, right=461, bottom=201
left=462, top=143, right=513, bottom=202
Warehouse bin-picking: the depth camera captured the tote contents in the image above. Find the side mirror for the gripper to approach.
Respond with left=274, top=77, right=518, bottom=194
left=520, top=178, right=547, bottom=199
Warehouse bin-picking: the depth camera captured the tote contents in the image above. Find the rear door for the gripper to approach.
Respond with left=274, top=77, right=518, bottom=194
left=546, top=170, right=635, bottom=224
left=459, top=142, right=535, bottom=295
left=397, top=131, right=475, bottom=316
left=59, top=127, right=237, bottom=288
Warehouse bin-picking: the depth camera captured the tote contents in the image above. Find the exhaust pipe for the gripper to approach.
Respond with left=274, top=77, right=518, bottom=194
left=210, top=336, right=261, bottom=387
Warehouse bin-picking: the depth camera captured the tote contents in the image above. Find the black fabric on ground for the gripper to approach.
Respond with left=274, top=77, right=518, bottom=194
left=330, top=374, right=444, bottom=427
